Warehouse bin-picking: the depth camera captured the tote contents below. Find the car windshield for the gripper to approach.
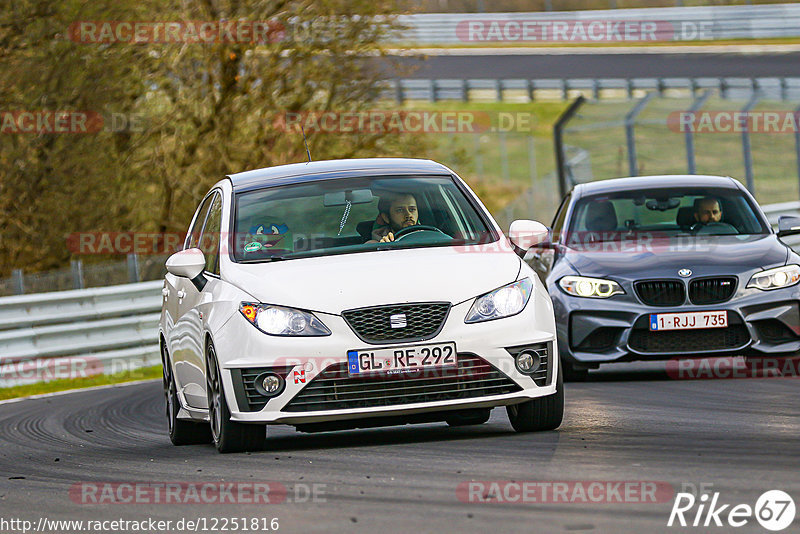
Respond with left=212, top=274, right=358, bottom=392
left=565, top=187, right=770, bottom=243
left=231, top=175, right=496, bottom=262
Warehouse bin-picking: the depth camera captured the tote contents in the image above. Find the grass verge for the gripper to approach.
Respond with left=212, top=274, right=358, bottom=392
left=0, top=365, right=162, bottom=401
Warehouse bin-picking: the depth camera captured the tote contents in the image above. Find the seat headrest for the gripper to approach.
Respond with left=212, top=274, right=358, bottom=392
left=585, top=201, right=618, bottom=232
left=676, top=206, right=695, bottom=228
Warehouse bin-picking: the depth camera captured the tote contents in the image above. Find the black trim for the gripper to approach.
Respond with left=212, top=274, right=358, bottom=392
left=342, top=301, right=452, bottom=345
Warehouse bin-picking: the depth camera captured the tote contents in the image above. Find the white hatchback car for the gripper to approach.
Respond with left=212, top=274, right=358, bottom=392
left=160, top=158, right=562, bottom=453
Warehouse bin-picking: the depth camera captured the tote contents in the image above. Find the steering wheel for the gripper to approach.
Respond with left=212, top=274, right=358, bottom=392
left=691, top=221, right=739, bottom=235
left=393, top=224, right=447, bottom=241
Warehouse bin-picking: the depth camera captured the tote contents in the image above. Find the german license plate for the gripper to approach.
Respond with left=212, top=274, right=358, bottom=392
left=650, top=311, right=727, bottom=331
left=347, top=342, right=457, bottom=376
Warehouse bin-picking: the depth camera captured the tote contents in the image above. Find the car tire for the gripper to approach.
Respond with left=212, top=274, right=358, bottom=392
left=445, top=408, right=491, bottom=427
left=506, top=364, right=564, bottom=432
left=206, top=341, right=266, bottom=454
left=162, top=343, right=211, bottom=446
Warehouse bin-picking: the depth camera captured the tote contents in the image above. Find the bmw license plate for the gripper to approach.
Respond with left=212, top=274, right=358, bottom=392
left=347, top=342, right=457, bottom=376
left=650, top=311, right=727, bottom=331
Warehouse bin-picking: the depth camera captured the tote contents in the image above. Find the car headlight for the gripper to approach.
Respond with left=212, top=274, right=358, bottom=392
left=746, top=265, right=800, bottom=291
left=239, top=302, right=331, bottom=336
left=465, top=278, right=533, bottom=323
left=558, top=276, right=624, bottom=298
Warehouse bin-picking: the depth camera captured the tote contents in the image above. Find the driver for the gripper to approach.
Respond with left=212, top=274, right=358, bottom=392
left=694, top=197, right=722, bottom=224
left=369, top=193, right=419, bottom=243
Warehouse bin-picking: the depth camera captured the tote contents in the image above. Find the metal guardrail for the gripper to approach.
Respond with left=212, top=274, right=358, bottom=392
left=396, top=4, right=800, bottom=44
left=1, top=202, right=799, bottom=388
left=385, top=77, right=800, bottom=102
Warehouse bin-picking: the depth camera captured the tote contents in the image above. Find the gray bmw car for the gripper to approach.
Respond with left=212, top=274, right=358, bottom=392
left=528, top=175, right=800, bottom=380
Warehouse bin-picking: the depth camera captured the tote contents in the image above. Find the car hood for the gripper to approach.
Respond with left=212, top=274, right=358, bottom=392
left=563, top=234, right=788, bottom=279
left=224, top=245, right=522, bottom=314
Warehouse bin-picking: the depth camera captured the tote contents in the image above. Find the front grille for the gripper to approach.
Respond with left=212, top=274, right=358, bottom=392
left=342, top=302, right=450, bottom=344
left=230, top=367, right=293, bottom=412
left=629, top=325, right=750, bottom=353
left=689, top=277, right=737, bottom=305
left=634, top=280, right=685, bottom=306
left=573, top=327, right=620, bottom=352
left=282, top=354, right=522, bottom=412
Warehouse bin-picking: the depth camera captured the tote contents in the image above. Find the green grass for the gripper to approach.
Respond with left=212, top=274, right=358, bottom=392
left=0, top=365, right=162, bottom=401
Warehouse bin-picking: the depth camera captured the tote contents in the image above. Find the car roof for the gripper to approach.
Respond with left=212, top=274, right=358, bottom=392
left=573, top=175, right=740, bottom=197
left=228, top=158, right=453, bottom=192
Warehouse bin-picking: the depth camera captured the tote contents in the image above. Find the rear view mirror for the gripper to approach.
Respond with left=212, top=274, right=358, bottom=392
left=166, top=248, right=207, bottom=290
left=323, top=189, right=374, bottom=207
left=509, top=220, right=550, bottom=251
left=777, top=215, right=800, bottom=238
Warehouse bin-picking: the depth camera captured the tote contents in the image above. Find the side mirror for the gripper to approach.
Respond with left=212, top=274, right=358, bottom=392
left=166, top=248, right=207, bottom=291
left=509, top=220, right=550, bottom=250
left=777, top=216, right=800, bottom=238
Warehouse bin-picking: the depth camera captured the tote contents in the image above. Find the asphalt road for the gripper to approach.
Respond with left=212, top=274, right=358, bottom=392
left=392, top=52, right=800, bottom=79
left=1, top=364, right=798, bottom=534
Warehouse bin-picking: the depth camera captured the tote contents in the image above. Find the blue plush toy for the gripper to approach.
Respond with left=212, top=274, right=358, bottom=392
left=243, top=223, right=290, bottom=253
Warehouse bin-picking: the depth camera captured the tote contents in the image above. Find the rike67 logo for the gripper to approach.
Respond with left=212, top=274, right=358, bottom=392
left=668, top=490, right=796, bottom=531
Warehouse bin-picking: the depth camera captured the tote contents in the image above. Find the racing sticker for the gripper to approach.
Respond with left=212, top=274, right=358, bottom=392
left=293, top=369, right=306, bottom=384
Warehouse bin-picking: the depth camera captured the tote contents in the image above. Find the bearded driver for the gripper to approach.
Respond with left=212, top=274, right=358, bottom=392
left=369, top=193, right=419, bottom=243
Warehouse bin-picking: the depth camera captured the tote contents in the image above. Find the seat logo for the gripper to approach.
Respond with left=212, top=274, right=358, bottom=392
left=390, top=314, right=407, bottom=329
left=678, top=268, right=692, bottom=277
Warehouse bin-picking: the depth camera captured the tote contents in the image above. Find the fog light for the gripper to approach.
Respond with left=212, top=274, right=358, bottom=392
left=516, top=350, right=541, bottom=374
left=253, top=372, right=284, bottom=397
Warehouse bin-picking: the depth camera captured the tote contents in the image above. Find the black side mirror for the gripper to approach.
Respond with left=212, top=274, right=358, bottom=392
left=777, top=216, right=800, bottom=238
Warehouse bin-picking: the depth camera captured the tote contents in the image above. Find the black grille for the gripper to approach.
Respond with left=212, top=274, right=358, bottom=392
left=573, top=327, right=620, bottom=352
left=282, top=354, right=522, bottom=412
left=635, top=280, right=685, bottom=306
left=689, top=277, right=737, bottom=305
left=230, top=367, right=293, bottom=412
left=342, top=302, right=450, bottom=344
left=754, top=319, right=799, bottom=344
left=629, top=325, right=750, bottom=353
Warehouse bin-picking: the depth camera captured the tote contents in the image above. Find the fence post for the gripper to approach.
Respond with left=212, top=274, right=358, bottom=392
left=684, top=90, right=713, bottom=175
left=624, top=92, right=655, bottom=177
left=741, top=93, right=761, bottom=195
left=395, top=79, right=403, bottom=104
left=554, top=96, right=586, bottom=199
left=127, top=253, right=140, bottom=284
left=11, top=269, right=24, bottom=295
left=71, top=259, right=84, bottom=290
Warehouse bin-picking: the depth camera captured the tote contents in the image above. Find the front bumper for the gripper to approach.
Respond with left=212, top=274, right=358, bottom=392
left=553, top=282, right=800, bottom=366
left=211, top=291, right=558, bottom=424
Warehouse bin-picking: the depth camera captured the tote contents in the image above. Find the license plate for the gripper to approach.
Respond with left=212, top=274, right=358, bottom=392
left=347, top=342, right=457, bottom=376
left=650, top=311, right=728, bottom=331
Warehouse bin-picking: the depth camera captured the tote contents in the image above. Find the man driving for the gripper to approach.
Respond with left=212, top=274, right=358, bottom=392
left=369, top=193, right=419, bottom=243
left=694, top=196, right=722, bottom=224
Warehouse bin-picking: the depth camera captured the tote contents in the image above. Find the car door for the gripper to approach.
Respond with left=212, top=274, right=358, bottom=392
left=165, top=195, right=213, bottom=362
left=173, top=191, right=223, bottom=409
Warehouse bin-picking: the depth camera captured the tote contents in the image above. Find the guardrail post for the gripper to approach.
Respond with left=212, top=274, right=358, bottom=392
left=657, top=78, right=665, bottom=97
left=462, top=79, right=469, bottom=102
left=625, top=92, right=655, bottom=177
left=11, top=269, right=24, bottom=295
left=684, top=90, right=713, bottom=175
left=127, top=254, right=140, bottom=284
left=430, top=79, right=437, bottom=103
left=554, top=96, right=586, bottom=198
left=495, top=79, right=503, bottom=102
left=781, top=78, right=789, bottom=101
left=720, top=77, right=728, bottom=99
left=526, top=79, right=534, bottom=102
left=593, top=79, right=600, bottom=100
left=562, top=79, right=569, bottom=101
left=627, top=79, right=634, bottom=99
left=741, top=93, right=761, bottom=195
left=395, top=80, right=403, bottom=104
left=690, top=78, right=699, bottom=97
left=71, top=260, right=84, bottom=290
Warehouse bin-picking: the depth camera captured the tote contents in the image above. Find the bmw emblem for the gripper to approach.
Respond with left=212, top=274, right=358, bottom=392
left=678, top=268, right=692, bottom=278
